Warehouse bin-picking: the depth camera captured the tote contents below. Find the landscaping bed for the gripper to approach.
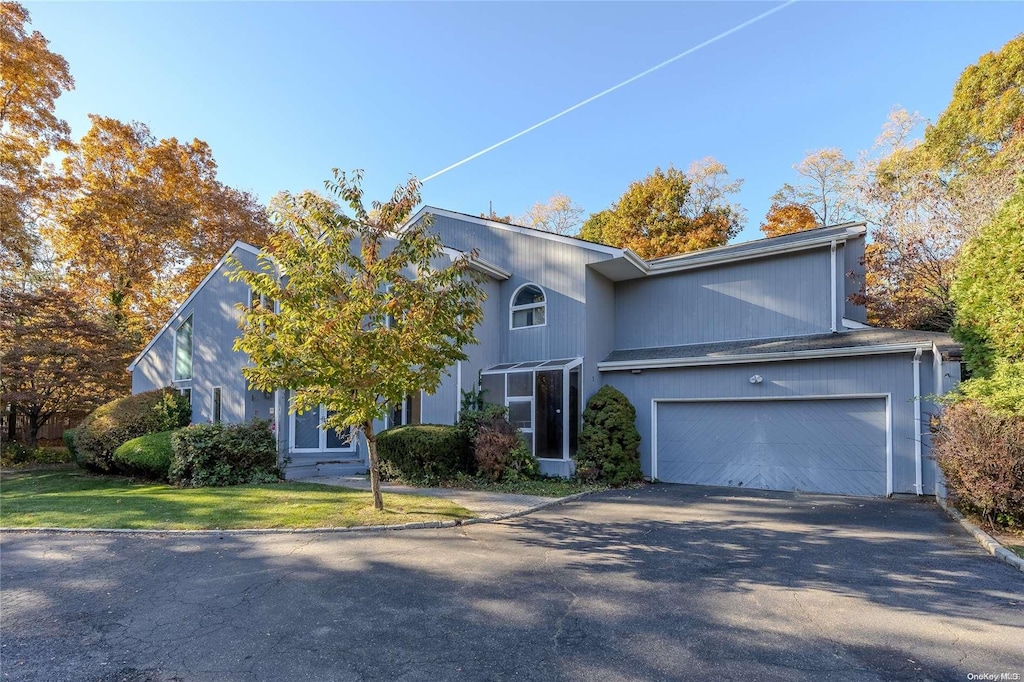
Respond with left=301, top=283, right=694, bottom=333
left=0, top=469, right=474, bottom=530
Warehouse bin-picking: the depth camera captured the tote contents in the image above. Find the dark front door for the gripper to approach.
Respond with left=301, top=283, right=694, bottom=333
left=534, top=370, right=564, bottom=459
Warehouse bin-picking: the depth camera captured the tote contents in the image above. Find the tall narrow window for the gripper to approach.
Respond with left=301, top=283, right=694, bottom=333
left=212, top=387, right=222, bottom=424
left=174, top=315, right=193, bottom=381
left=510, top=284, right=546, bottom=329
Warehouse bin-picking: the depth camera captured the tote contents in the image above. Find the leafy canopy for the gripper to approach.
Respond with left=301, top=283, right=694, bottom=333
left=230, top=169, right=487, bottom=440
left=579, top=159, right=744, bottom=259
left=760, top=201, right=818, bottom=238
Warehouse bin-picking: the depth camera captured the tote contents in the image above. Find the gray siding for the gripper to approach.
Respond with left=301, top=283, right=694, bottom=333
left=614, top=248, right=834, bottom=349
left=844, top=237, right=868, bottom=323
left=603, top=351, right=944, bottom=495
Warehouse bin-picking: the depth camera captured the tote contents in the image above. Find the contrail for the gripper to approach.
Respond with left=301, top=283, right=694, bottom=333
left=422, top=0, right=798, bottom=183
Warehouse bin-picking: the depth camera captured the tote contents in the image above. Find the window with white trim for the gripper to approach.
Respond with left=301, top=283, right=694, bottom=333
left=510, top=284, right=546, bottom=329
left=174, top=314, right=193, bottom=381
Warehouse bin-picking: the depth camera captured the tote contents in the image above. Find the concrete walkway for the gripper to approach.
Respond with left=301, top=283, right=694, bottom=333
left=299, top=474, right=557, bottom=517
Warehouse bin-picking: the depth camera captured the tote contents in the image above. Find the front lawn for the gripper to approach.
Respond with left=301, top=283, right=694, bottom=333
left=0, top=469, right=474, bottom=530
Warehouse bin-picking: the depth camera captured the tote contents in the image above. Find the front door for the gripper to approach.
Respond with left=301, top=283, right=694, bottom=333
left=291, top=403, right=354, bottom=453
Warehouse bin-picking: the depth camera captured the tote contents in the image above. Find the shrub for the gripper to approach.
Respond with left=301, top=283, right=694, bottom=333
left=1, top=443, right=74, bottom=468
left=933, top=400, right=1024, bottom=529
left=472, top=416, right=538, bottom=482
left=169, top=419, right=281, bottom=488
left=113, top=431, right=175, bottom=480
left=75, top=388, right=191, bottom=473
left=574, top=385, right=642, bottom=486
left=376, top=424, right=471, bottom=484
left=63, top=429, right=78, bottom=459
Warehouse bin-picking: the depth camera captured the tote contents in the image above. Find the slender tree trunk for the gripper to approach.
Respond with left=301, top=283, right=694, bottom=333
left=27, top=409, right=40, bottom=450
left=364, top=420, right=384, bottom=511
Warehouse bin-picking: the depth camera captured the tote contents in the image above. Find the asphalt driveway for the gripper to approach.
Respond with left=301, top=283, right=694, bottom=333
left=2, top=484, right=1022, bottom=681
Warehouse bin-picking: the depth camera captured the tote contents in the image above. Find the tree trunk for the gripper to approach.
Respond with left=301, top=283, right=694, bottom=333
left=364, top=420, right=384, bottom=511
left=27, top=409, right=40, bottom=450
left=5, top=404, right=16, bottom=446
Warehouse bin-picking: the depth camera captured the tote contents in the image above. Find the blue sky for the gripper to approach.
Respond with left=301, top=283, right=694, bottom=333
left=27, top=1, right=1023, bottom=243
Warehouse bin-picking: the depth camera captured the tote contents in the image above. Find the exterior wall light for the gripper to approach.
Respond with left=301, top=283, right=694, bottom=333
left=749, top=375, right=763, bottom=384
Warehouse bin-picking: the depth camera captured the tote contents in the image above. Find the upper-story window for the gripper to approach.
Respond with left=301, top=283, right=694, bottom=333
left=510, top=284, right=546, bottom=329
left=174, top=314, right=193, bottom=381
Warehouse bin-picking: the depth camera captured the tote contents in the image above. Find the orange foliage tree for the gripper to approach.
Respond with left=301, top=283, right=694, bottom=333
left=45, top=115, right=273, bottom=339
left=760, top=202, right=819, bottom=237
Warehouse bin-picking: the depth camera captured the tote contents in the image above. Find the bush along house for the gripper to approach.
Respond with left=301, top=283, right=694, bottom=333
left=128, top=207, right=961, bottom=496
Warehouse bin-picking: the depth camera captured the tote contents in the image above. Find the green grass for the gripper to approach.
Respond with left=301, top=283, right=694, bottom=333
left=0, top=469, right=475, bottom=530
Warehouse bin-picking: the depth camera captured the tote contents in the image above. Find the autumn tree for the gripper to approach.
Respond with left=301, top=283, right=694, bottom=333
left=771, top=148, right=856, bottom=228
left=519, top=192, right=585, bottom=235
left=45, top=115, right=273, bottom=339
left=0, top=1, right=74, bottom=274
left=229, top=170, right=487, bottom=510
left=479, top=208, right=515, bottom=224
left=579, top=158, right=744, bottom=258
left=760, top=202, right=819, bottom=238
left=0, top=283, right=133, bottom=447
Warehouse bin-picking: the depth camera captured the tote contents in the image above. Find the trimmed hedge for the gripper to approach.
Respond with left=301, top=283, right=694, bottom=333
left=75, top=389, right=191, bottom=473
left=573, top=385, right=642, bottom=486
left=933, top=400, right=1024, bottom=529
left=376, top=424, right=471, bottom=484
left=169, top=419, right=281, bottom=488
left=113, top=431, right=174, bottom=480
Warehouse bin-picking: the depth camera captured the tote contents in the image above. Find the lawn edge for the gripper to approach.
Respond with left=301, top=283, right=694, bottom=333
left=935, top=494, right=1024, bottom=572
left=0, top=490, right=597, bottom=536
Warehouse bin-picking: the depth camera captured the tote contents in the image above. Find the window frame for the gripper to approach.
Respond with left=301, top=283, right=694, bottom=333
left=509, top=283, right=547, bottom=330
left=288, top=397, right=357, bottom=453
left=172, top=313, right=194, bottom=382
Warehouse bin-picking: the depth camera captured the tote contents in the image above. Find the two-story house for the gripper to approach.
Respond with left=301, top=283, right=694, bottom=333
left=128, top=208, right=961, bottom=497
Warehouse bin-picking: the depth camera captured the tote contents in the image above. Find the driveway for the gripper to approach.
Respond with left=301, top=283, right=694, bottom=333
left=2, top=485, right=1021, bottom=681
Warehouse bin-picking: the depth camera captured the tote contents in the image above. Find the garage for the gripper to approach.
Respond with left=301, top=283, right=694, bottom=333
left=654, top=397, right=889, bottom=496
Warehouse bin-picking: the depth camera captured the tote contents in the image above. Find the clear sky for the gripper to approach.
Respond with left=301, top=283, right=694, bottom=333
left=26, top=1, right=1024, bottom=243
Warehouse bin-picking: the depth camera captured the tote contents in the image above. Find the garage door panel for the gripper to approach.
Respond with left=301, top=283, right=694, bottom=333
left=656, top=399, right=887, bottom=496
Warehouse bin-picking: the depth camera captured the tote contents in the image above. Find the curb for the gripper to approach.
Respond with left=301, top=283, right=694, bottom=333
left=0, top=490, right=596, bottom=537
left=935, top=495, right=1024, bottom=573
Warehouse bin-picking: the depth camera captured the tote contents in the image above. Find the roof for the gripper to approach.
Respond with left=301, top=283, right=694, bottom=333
left=599, top=328, right=962, bottom=371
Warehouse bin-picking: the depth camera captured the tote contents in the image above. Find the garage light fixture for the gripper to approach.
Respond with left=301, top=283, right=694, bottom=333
left=749, top=375, right=763, bottom=384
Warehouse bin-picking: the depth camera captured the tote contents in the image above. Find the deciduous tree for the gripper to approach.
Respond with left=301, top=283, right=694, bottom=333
left=229, top=170, right=487, bottom=510
left=760, top=202, right=818, bottom=238
left=579, top=159, right=744, bottom=258
left=519, top=192, right=585, bottom=236
left=45, top=115, right=273, bottom=339
left=0, top=1, right=73, bottom=274
left=771, top=148, right=856, bottom=228
left=0, top=283, right=132, bottom=447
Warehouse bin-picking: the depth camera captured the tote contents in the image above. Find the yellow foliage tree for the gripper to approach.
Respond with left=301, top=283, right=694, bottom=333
left=760, top=201, right=819, bottom=238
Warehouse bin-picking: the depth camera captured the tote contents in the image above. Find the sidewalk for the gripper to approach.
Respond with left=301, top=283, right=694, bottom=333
left=298, top=475, right=558, bottom=518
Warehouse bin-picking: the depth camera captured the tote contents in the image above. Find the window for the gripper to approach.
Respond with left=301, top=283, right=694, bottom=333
left=510, top=284, right=546, bottom=329
left=212, top=387, right=222, bottom=424
left=180, top=388, right=192, bottom=406
left=386, top=393, right=422, bottom=429
left=289, top=396, right=356, bottom=452
left=174, top=314, right=193, bottom=381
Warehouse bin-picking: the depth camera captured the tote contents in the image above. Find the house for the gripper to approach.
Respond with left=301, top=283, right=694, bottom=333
left=128, top=207, right=962, bottom=496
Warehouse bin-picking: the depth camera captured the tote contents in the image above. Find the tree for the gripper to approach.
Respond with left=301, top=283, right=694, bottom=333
left=0, top=283, right=132, bottom=447
left=950, top=177, right=1024, bottom=379
left=771, top=148, right=856, bottom=228
left=0, top=1, right=74, bottom=274
left=45, top=115, right=273, bottom=339
left=578, top=159, right=744, bottom=258
left=519, top=192, right=585, bottom=235
left=479, top=208, right=514, bottom=224
left=760, top=202, right=818, bottom=238
left=229, top=170, right=487, bottom=510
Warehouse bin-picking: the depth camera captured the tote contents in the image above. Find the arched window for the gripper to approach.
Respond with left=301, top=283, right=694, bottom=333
left=510, top=283, right=546, bottom=329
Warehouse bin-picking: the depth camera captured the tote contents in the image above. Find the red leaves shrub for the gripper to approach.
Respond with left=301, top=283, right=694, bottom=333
left=472, top=417, right=538, bottom=482
left=933, top=400, right=1024, bottom=528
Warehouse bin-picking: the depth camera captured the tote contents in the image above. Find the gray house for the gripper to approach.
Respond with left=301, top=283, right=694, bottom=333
left=129, top=207, right=961, bottom=497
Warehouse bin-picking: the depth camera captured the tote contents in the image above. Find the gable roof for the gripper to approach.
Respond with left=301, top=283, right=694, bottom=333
left=598, top=328, right=961, bottom=371
left=126, top=240, right=261, bottom=372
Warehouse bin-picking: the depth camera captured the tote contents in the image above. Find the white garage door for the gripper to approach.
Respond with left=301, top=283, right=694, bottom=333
left=655, top=398, right=888, bottom=496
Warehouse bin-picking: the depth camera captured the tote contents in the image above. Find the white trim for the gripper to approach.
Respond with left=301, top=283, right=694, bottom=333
left=509, top=282, right=547, bottom=330
left=651, top=393, right=893, bottom=497
left=912, top=348, right=923, bottom=496
left=128, top=240, right=261, bottom=371
left=645, top=224, right=866, bottom=275
left=842, top=317, right=872, bottom=330
left=455, top=361, right=462, bottom=422
left=830, top=240, right=838, bottom=333
left=406, top=206, right=629, bottom=257
left=439, top=246, right=512, bottom=281
left=481, top=357, right=584, bottom=374
left=933, top=344, right=943, bottom=397
left=598, top=342, right=932, bottom=372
